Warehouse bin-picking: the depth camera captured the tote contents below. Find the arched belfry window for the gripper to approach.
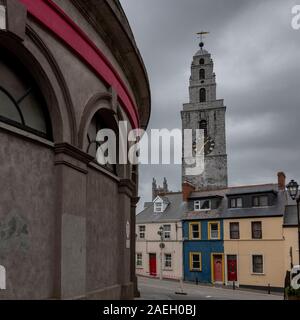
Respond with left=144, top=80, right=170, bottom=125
left=0, top=50, right=52, bottom=139
left=199, top=88, right=206, bottom=103
left=86, top=109, right=118, bottom=174
left=199, top=58, right=204, bottom=65
left=199, top=69, right=205, bottom=80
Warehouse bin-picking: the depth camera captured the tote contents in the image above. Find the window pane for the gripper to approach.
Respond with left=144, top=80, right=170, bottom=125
left=210, top=223, right=219, bottom=239
left=20, top=92, right=47, bottom=133
left=252, top=222, right=262, bottom=239
left=230, top=198, right=236, bottom=208
left=201, top=200, right=210, bottom=210
left=194, top=201, right=200, bottom=210
left=237, top=198, right=243, bottom=208
left=253, top=197, right=259, bottom=207
left=253, top=255, right=263, bottom=273
left=260, top=196, right=268, bottom=206
left=0, top=89, right=22, bottom=123
left=165, top=254, right=172, bottom=268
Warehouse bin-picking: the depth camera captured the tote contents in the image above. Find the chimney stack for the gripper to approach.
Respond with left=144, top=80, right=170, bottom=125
left=182, top=181, right=195, bottom=202
left=277, top=172, right=286, bottom=191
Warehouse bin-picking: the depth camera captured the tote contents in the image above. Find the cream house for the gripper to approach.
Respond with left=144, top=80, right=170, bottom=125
left=136, top=193, right=185, bottom=281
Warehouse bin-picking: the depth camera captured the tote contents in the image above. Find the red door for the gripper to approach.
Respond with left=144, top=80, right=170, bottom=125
left=213, top=255, right=223, bottom=282
left=227, top=255, right=237, bottom=282
left=149, top=253, right=157, bottom=276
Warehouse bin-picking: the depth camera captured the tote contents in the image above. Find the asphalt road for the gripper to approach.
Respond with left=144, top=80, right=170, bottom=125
left=137, top=277, right=283, bottom=300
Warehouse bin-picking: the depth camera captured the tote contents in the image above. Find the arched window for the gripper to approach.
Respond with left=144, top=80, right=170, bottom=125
left=0, top=50, right=52, bottom=139
left=199, top=88, right=206, bottom=103
left=199, top=69, right=205, bottom=80
left=199, top=58, right=204, bottom=65
left=199, top=120, right=207, bottom=138
left=86, top=109, right=118, bottom=174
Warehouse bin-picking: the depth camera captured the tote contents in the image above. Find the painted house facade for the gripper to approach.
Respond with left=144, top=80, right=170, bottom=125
left=136, top=193, right=185, bottom=281
left=183, top=190, right=225, bottom=284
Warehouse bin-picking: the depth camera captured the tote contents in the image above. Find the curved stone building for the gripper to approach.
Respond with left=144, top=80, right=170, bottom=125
left=0, top=0, right=150, bottom=299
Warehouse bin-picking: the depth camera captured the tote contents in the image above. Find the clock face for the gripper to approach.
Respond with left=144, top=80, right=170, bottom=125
left=193, top=136, right=215, bottom=156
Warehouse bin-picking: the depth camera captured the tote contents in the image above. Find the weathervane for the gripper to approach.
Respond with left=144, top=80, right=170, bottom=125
left=197, top=31, right=209, bottom=49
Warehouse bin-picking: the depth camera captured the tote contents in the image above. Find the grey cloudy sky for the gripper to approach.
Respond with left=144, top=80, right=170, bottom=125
left=120, top=0, right=300, bottom=212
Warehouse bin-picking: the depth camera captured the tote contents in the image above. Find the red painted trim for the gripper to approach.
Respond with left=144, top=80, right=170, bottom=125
left=19, top=0, right=139, bottom=128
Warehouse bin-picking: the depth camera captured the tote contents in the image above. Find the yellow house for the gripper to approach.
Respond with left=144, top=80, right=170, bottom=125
left=223, top=180, right=299, bottom=292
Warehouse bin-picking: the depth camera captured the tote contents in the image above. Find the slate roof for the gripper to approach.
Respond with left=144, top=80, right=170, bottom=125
left=138, top=184, right=288, bottom=223
left=136, top=193, right=187, bottom=224
left=284, top=205, right=299, bottom=226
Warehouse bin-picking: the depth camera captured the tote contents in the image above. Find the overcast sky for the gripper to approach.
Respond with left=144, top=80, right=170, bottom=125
left=120, top=0, right=300, bottom=212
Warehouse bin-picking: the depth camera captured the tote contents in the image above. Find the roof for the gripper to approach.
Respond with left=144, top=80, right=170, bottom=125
left=136, top=193, right=186, bottom=224
left=284, top=205, right=299, bottom=226
left=183, top=190, right=286, bottom=220
left=226, top=183, right=278, bottom=196
left=138, top=183, right=288, bottom=223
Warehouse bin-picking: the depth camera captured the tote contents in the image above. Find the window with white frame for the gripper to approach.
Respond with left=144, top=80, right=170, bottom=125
left=164, top=254, right=172, bottom=269
left=136, top=253, right=142, bottom=267
left=154, top=202, right=163, bottom=213
left=139, top=225, right=145, bottom=239
left=163, top=224, right=171, bottom=240
left=252, top=255, right=264, bottom=274
left=209, top=222, right=220, bottom=240
left=194, top=199, right=211, bottom=211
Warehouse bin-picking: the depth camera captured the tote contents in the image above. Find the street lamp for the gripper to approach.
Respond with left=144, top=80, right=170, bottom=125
left=158, top=226, right=165, bottom=280
left=286, top=179, right=300, bottom=266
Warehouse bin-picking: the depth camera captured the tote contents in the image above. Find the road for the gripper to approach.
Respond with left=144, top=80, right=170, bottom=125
left=137, top=276, right=283, bottom=300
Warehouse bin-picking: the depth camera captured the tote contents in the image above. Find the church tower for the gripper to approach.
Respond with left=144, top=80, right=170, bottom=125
left=181, top=39, right=228, bottom=190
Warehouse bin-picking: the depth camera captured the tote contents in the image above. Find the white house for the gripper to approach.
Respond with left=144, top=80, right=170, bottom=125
left=136, top=193, right=185, bottom=281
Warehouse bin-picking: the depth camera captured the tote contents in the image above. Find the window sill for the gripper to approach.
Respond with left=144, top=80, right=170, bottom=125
left=190, top=269, right=202, bottom=272
left=163, top=268, right=173, bottom=271
left=136, top=267, right=144, bottom=269
left=251, top=273, right=265, bottom=276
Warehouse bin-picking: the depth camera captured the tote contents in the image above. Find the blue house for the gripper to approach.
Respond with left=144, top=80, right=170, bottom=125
left=182, top=191, right=225, bottom=284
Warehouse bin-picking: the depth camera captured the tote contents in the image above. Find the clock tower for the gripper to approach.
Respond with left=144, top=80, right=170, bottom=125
left=181, top=40, right=228, bottom=190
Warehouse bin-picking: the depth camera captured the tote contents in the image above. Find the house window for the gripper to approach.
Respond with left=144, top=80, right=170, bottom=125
left=229, top=222, right=240, bottom=239
left=208, top=222, right=220, bottom=240
left=253, top=195, right=268, bottom=207
left=136, top=253, right=142, bottom=267
left=252, top=255, right=264, bottom=274
left=163, top=225, right=171, bottom=240
left=139, top=225, right=146, bottom=239
left=164, top=254, right=172, bottom=269
left=190, top=252, right=202, bottom=271
left=230, top=197, right=243, bottom=208
left=189, top=222, right=201, bottom=240
left=194, top=199, right=211, bottom=211
left=199, top=88, right=206, bottom=102
left=199, top=68, right=205, bottom=80
left=252, top=221, right=262, bottom=239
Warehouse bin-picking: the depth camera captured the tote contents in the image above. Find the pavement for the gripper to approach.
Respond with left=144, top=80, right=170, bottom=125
left=136, top=276, right=283, bottom=300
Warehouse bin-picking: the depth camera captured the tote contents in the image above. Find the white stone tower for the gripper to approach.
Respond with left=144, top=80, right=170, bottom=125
left=181, top=40, right=228, bottom=190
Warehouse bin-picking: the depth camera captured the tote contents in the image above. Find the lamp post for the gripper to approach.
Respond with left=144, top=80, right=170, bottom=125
left=286, top=180, right=300, bottom=266
left=158, top=226, right=165, bottom=280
